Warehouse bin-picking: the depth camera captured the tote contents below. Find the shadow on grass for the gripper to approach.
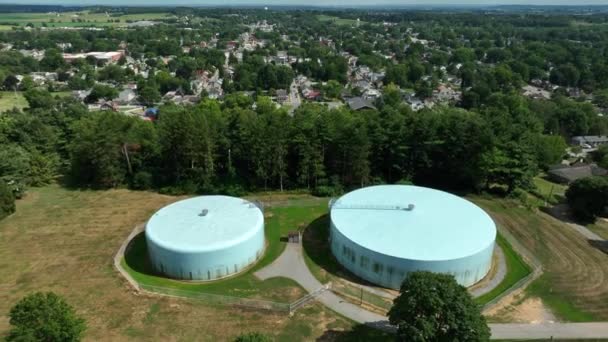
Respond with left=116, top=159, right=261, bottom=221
left=124, top=232, right=160, bottom=277
left=316, top=323, right=393, bottom=341
left=540, top=203, right=600, bottom=227
left=588, top=239, right=608, bottom=254
left=302, top=214, right=388, bottom=289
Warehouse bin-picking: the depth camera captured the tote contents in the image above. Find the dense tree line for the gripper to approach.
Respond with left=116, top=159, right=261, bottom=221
left=0, top=89, right=597, bottom=198
left=0, top=9, right=607, bottom=201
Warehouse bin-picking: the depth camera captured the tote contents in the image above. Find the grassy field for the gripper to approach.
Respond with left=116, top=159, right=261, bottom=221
left=0, top=11, right=173, bottom=28
left=0, top=186, right=388, bottom=341
left=0, top=91, right=28, bottom=112
left=532, top=175, right=568, bottom=205
left=317, top=15, right=363, bottom=26
left=474, top=197, right=608, bottom=322
left=0, top=91, right=72, bottom=113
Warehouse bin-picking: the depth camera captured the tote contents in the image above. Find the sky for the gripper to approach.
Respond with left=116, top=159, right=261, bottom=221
left=3, top=0, right=608, bottom=6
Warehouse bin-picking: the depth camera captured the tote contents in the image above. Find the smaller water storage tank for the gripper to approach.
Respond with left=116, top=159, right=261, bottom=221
left=145, top=196, right=265, bottom=281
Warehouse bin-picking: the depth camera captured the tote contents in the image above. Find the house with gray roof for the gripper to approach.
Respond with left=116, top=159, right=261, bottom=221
left=548, top=163, right=608, bottom=184
left=346, top=97, right=376, bottom=111
left=571, top=136, right=608, bottom=148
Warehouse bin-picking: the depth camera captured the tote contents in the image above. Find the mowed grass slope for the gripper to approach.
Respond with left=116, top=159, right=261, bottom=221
left=0, top=186, right=365, bottom=341
left=473, top=197, right=608, bottom=321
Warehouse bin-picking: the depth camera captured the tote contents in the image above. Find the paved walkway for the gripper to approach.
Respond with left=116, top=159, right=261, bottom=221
left=254, top=241, right=608, bottom=339
left=470, top=245, right=507, bottom=298
left=254, top=243, right=390, bottom=329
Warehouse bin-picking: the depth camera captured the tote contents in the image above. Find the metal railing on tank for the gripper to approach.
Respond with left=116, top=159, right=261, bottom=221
left=329, top=198, right=414, bottom=211
left=248, top=199, right=265, bottom=213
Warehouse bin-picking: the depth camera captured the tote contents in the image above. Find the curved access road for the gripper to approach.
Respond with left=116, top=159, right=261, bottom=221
left=254, top=243, right=608, bottom=339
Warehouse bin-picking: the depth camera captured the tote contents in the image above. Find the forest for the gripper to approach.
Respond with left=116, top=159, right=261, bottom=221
left=0, top=88, right=600, bottom=198
left=1, top=7, right=608, bottom=199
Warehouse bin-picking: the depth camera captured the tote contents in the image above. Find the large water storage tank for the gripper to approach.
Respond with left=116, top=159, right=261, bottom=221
left=329, top=185, right=496, bottom=289
left=145, top=196, right=264, bottom=281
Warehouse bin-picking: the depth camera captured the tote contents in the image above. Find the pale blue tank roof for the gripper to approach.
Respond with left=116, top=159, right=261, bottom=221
left=146, top=196, right=264, bottom=253
left=330, top=185, right=496, bottom=261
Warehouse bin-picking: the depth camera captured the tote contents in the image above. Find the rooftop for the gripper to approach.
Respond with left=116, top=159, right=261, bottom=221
left=548, top=164, right=608, bottom=183
left=346, top=97, right=376, bottom=111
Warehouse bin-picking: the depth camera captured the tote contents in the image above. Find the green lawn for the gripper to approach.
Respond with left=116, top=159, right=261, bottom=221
left=317, top=15, right=363, bottom=26
left=0, top=91, right=71, bottom=113
left=0, top=91, right=28, bottom=112
left=531, top=175, right=568, bottom=205
left=0, top=11, right=173, bottom=28
left=475, top=234, right=532, bottom=306
left=0, top=186, right=371, bottom=340
left=122, top=198, right=329, bottom=303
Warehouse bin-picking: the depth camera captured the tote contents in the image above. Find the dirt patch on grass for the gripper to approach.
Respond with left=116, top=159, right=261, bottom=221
left=486, top=295, right=555, bottom=323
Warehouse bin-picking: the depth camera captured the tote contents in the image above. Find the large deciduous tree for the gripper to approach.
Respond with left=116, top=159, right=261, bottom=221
left=566, top=176, right=608, bottom=223
left=389, top=271, right=490, bottom=342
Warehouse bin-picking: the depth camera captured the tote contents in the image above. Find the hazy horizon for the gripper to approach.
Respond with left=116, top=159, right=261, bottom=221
left=2, top=0, right=608, bottom=7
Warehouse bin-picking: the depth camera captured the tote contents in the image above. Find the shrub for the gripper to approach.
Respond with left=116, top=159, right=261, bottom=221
left=7, top=292, right=86, bottom=342
left=566, top=176, right=608, bottom=222
left=0, top=180, right=16, bottom=220
left=234, top=332, right=273, bottom=342
left=312, top=185, right=343, bottom=197
left=131, top=171, right=154, bottom=190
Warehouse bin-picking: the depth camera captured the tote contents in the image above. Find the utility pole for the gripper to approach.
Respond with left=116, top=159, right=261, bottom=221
left=360, top=287, right=363, bottom=306
left=122, top=144, right=133, bottom=175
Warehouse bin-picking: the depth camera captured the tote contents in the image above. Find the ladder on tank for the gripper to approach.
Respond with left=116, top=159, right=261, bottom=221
left=328, top=198, right=414, bottom=211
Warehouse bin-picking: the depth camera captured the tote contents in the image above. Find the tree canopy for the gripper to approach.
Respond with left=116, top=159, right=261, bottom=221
left=388, top=271, right=490, bottom=342
left=7, top=292, right=86, bottom=342
left=0, top=180, right=15, bottom=220
left=566, top=176, right=608, bottom=223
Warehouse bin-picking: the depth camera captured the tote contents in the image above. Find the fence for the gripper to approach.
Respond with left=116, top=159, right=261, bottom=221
left=482, top=225, right=543, bottom=311
left=140, top=284, right=292, bottom=312
left=328, top=281, right=393, bottom=314
left=289, top=285, right=330, bottom=312
left=116, top=224, right=330, bottom=315
left=326, top=224, right=543, bottom=314
left=138, top=283, right=329, bottom=315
